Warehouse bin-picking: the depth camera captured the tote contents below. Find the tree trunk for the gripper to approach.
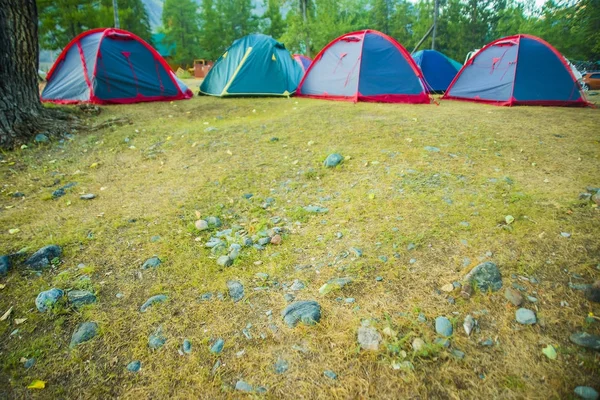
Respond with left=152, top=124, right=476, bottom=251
left=0, top=0, right=70, bottom=149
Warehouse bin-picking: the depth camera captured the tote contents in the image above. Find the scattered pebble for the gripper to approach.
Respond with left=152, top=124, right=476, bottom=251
left=210, top=338, right=224, bottom=354
left=127, top=360, right=141, bottom=372
left=560, top=232, right=571, bottom=238
left=574, top=386, right=599, bottom=400
left=235, top=380, right=253, bottom=392
left=570, top=332, right=600, bottom=350
left=281, top=301, right=321, bottom=327
left=274, top=358, right=289, bottom=374
left=183, top=339, right=192, bottom=354
left=141, top=256, right=161, bottom=269
left=195, top=220, right=209, bottom=231
left=464, top=261, right=503, bottom=292
left=70, top=322, right=99, bottom=348
left=0, top=255, right=10, bottom=276
left=227, top=280, right=244, bottom=302
left=463, top=315, right=475, bottom=336
left=80, top=194, right=96, bottom=200
left=435, top=316, right=453, bottom=337
left=515, top=308, right=536, bottom=325
left=412, top=338, right=425, bottom=352
left=357, top=326, right=382, bottom=351
left=324, top=370, right=338, bottom=380
left=25, top=245, right=62, bottom=270
left=324, top=153, right=343, bottom=168
left=148, top=327, right=166, bottom=350
left=349, top=247, right=363, bottom=257
left=36, top=288, right=64, bottom=312
left=67, top=290, right=97, bottom=308
left=140, top=295, right=168, bottom=312
left=504, top=287, right=523, bottom=306
left=217, top=255, right=233, bottom=267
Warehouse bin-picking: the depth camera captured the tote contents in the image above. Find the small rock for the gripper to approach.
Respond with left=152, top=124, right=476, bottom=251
left=210, top=338, right=225, bottom=354
left=349, top=247, right=362, bottom=257
left=195, top=220, right=209, bottom=231
left=304, top=205, right=328, bottom=213
left=227, top=280, right=244, bottom=302
left=148, top=327, right=166, bottom=350
left=141, top=256, right=161, bottom=269
left=270, top=234, right=282, bottom=245
left=570, top=332, right=600, bottom=350
left=584, top=281, right=600, bottom=303
left=290, top=279, right=305, bottom=291
left=127, top=360, right=141, bottom=372
left=441, top=283, right=454, bottom=292
left=140, top=294, right=168, bottom=312
left=412, top=338, right=425, bottom=351
left=357, top=326, right=382, bottom=351
left=36, top=288, right=64, bottom=312
left=451, top=349, right=465, bottom=359
left=235, top=380, right=253, bottom=392
left=464, top=261, right=503, bottom=292
left=504, top=287, right=523, bottom=306
left=560, top=232, right=571, bottom=238
left=69, top=322, right=99, bottom=348
left=206, top=216, right=222, bottom=228
left=67, top=290, right=97, bottom=308
left=25, top=245, right=62, bottom=270
left=463, top=315, right=475, bottom=336
left=183, top=339, right=192, bottom=354
left=283, top=293, right=295, bottom=302
left=274, top=358, right=289, bottom=374
left=80, top=194, right=96, bottom=200
left=281, top=300, right=321, bottom=327
left=35, top=133, right=49, bottom=143
left=258, top=237, right=271, bottom=246
left=336, top=232, right=343, bottom=239
left=24, top=358, right=35, bottom=369
left=433, top=338, right=450, bottom=348
left=375, top=276, right=383, bottom=282
left=417, top=313, right=427, bottom=323
left=435, top=316, right=453, bottom=337
left=319, top=277, right=353, bottom=295
left=460, top=284, right=473, bottom=299
left=479, top=338, right=494, bottom=347
left=217, top=255, right=233, bottom=267
left=0, top=255, right=11, bottom=276
left=515, top=308, right=536, bottom=325
left=324, top=370, right=337, bottom=380
left=324, top=153, right=343, bottom=168
left=574, top=386, right=599, bottom=400
left=255, top=272, right=269, bottom=280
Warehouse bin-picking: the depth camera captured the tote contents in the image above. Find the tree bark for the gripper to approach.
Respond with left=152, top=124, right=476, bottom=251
left=0, top=0, right=70, bottom=149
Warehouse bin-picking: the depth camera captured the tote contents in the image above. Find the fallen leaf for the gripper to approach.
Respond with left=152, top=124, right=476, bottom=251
left=5, top=206, right=14, bottom=209
left=195, top=210, right=201, bottom=218
left=542, top=344, right=557, bottom=360
left=0, top=284, right=6, bottom=289
left=15, top=318, right=27, bottom=325
left=0, top=306, right=13, bottom=321
left=8, top=228, right=20, bottom=234
left=90, top=162, right=98, bottom=168
left=505, top=215, right=515, bottom=225
left=27, top=380, right=45, bottom=389
left=226, top=150, right=233, bottom=155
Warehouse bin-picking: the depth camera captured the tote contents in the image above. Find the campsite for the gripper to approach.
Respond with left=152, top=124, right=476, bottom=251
left=1, top=0, right=600, bottom=399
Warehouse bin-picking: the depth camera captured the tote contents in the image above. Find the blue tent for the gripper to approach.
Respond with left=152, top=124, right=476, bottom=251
left=444, top=34, right=588, bottom=106
left=412, top=50, right=462, bottom=93
left=297, top=30, right=429, bottom=103
left=42, top=28, right=191, bottom=104
left=199, top=34, right=302, bottom=97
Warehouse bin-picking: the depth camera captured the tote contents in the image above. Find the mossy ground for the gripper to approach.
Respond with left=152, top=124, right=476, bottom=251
left=1, top=82, right=599, bottom=398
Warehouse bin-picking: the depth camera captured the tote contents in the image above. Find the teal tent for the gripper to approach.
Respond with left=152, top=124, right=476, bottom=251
left=199, top=34, right=302, bottom=97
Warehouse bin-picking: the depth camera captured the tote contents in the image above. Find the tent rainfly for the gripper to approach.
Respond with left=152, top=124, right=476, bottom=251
left=412, top=49, right=462, bottom=93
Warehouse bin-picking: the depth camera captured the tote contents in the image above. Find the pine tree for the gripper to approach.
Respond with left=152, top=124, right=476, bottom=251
left=37, top=0, right=96, bottom=50
left=162, top=0, right=202, bottom=67
left=262, top=0, right=286, bottom=39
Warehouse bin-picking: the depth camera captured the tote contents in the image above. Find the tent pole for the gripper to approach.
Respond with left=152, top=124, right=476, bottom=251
left=412, top=24, right=434, bottom=54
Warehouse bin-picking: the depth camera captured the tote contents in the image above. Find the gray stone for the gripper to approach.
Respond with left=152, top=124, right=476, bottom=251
left=258, top=237, right=271, bottom=246
left=255, top=272, right=269, bottom=280
left=25, top=245, right=62, bottom=270
left=24, top=358, right=35, bottom=369
left=433, top=338, right=450, bottom=348
left=319, top=277, right=353, bottom=295
left=235, top=380, right=253, bottom=392
left=127, top=360, right=141, bottom=372
left=206, top=216, right=222, bottom=228
left=283, top=293, right=295, bottom=302
left=358, top=326, right=382, bottom=351
left=200, top=292, right=213, bottom=301
left=281, top=300, right=321, bottom=327
left=424, top=146, right=440, bottom=152
left=183, top=339, right=192, bottom=354
left=0, top=255, right=11, bottom=276
left=195, top=219, right=209, bottom=231
left=36, top=288, right=64, bottom=312
left=575, top=386, right=599, bottom=400
left=148, top=328, right=166, bottom=350
left=227, top=280, right=244, bottom=302
left=274, top=358, right=289, bottom=374
left=324, top=153, right=343, bottom=167
left=324, top=370, right=337, bottom=380
left=69, top=322, right=99, bottom=348
left=35, top=133, right=49, bottom=143
left=504, top=287, right=523, bottom=306
left=290, top=279, right=306, bottom=291
left=560, top=232, right=571, bottom=238
left=304, top=205, right=329, bottom=213
left=376, top=276, right=383, bottom=282
left=417, top=313, right=427, bottom=323
left=464, top=261, right=503, bottom=292
left=80, top=194, right=96, bottom=200
left=217, top=255, right=233, bottom=267
left=451, top=349, right=465, bottom=359
left=210, top=338, right=224, bottom=354
left=515, top=308, right=536, bottom=325
left=570, top=332, right=600, bottom=350
left=479, top=338, right=494, bottom=346
left=141, top=256, right=161, bottom=269
left=585, top=282, right=600, bottom=303
left=140, top=294, right=168, bottom=312
left=67, top=290, right=96, bottom=308
left=349, top=247, right=363, bottom=257
left=435, top=316, right=453, bottom=337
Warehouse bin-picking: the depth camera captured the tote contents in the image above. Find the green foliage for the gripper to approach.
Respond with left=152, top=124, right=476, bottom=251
left=37, top=0, right=152, bottom=50
left=162, top=0, right=202, bottom=67
left=261, top=0, right=287, bottom=39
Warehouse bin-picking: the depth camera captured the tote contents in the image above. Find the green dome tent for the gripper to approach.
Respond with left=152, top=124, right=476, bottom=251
left=199, top=34, right=302, bottom=97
